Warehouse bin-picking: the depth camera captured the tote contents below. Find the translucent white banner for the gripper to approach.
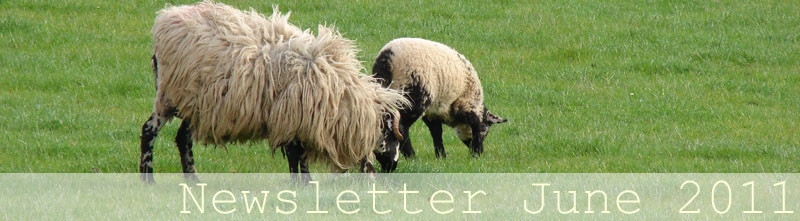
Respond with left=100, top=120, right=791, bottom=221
left=1, top=173, right=798, bottom=220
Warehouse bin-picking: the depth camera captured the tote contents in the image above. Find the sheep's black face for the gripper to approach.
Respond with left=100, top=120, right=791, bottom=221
left=480, top=109, right=508, bottom=140
left=455, top=109, right=507, bottom=149
left=375, top=115, right=401, bottom=172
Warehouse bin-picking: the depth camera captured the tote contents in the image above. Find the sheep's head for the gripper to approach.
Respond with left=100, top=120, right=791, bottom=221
left=375, top=111, right=403, bottom=172
left=455, top=108, right=508, bottom=152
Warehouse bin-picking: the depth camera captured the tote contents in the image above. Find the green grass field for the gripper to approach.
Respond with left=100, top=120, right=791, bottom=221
left=1, top=0, right=799, bottom=173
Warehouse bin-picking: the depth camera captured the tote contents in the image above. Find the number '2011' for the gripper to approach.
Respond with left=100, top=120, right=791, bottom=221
left=679, top=180, right=794, bottom=214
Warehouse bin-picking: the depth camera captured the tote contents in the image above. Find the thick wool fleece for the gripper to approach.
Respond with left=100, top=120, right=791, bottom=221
left=376, top=38, right=485, bottom=125
left=151, top=1, right=407, bottom=169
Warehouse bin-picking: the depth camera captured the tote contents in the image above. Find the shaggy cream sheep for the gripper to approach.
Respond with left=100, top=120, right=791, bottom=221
left=371, top=38, right=507, bottom=171
left=139, top=1, right=407, bottom=182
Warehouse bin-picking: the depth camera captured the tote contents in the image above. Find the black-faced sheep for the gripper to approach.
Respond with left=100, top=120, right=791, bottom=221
left=139, top=1, right=407, bottom=182
left=371, top=38, right=507, bottom=171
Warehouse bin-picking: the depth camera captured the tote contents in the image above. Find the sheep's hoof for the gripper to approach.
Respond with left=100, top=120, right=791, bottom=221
left=183, top=173, right=200, bottom=183
left=435, top=149, right=447, bottom=159
left=290, top=174, right=312, bottom=185
left=140, top=173, right=155, bottom=184
left=471, top=152, right=481, bottom=158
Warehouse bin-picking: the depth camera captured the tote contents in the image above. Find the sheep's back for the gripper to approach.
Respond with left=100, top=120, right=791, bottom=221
left=151, top=2, right=304, bottom=144
left=379, top=38, right=484, bottom=122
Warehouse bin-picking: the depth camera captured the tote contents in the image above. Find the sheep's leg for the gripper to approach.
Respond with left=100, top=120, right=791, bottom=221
left=175, top=119, right=198, bottom=182
left=422, top=117, right=446, bottom=159
left=399, top=123, right=415, bottom=158
left=299, top=148, right=312, bottom=183
left=397, top=81, right=430, bottom=158
left=398, top=110, right=423, bottom=158
left=285, top=144, right=300, bottom=174
left=139, top=112, right=169, bottom=183
left=285, top=142, right=310, bottom=183
left=360, top=158, right=377, bottom=179
left=468, top=114, right=484, bottom=157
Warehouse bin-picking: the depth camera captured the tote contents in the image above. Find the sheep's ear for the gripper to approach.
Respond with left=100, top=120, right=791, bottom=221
left=486, top=111, right=507, bottom=125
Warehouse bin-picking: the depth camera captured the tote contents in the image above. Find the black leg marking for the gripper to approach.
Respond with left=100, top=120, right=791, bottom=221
left=300, top=151, right=311, bottom=183
left=397, top=106, right=428, bottom=159
left=398, top=122, right=416, bottom=158
left=396, top=76, right=430, bottom=158
left=176, top=119, right=198, bottom=182
left=469, top=118, right=484, bottom=157
left=139, top=113, right=165, bottom=183
left=360, top=158, right=377, bottom=179
left=461, top=139, right=471, bottom=147
left=422, top=117, right=445, bottom=159
left=285, top=142, right=310, bottom=183
left=452, top=110, right=484, bottom=157
left=151, top=55, right=159, bottom=91
left=286, top=143, right=300, bottom=174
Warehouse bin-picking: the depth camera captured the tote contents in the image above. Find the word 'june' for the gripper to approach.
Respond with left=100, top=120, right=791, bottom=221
left=179, top=181, right=487, bottom=215
left=524, top=183, right=641, bottom=214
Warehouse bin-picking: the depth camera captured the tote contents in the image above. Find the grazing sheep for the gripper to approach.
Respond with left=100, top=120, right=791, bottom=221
left=371, top=38, right=507, bottom=171
left=139, top=1, right=407, bottom=182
